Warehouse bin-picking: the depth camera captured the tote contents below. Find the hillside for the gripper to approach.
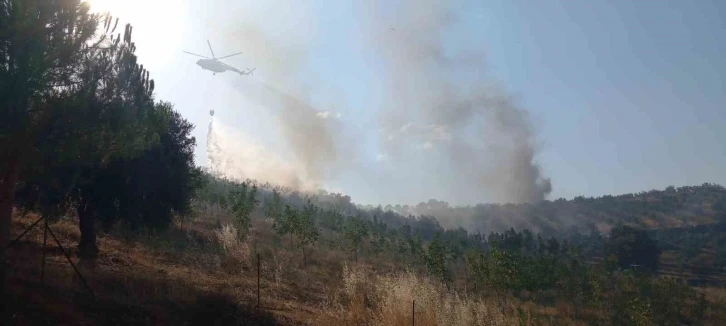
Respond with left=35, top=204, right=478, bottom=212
left=3, top=2, right=725, bottom=324
left=200, top=176, right=726, bottom=282
left=8, top=210, right=726, bottom=325
left=375, top=183, right=726, bottom=235
left=212, top=176, right=726, bottom=237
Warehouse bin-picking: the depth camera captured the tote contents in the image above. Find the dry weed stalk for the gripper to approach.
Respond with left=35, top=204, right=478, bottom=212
left=330, top=264, right=513, bottom=326
left=214, top=224, right=251, bottom=268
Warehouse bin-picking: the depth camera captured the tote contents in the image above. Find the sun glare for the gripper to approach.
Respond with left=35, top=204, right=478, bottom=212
left=82, top=0, right=187, bottom=75
left=84, top=0, right=180, bottom=26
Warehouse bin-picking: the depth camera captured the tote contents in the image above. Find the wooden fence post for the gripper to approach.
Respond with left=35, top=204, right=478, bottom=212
left=40, top=221, right=48, bottom=284
left=257, top=252, right=260, bottom=314
left=412, top=300, right=415, bottom=326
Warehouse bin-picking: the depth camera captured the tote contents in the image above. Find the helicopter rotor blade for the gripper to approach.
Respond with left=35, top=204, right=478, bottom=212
left=216, top=52, right=243, bottom=60
left=219, top=61, right=242, bottom=73
left=183, top=51, right=210, bottom=59
left=207, top=40, right=215, bottom=58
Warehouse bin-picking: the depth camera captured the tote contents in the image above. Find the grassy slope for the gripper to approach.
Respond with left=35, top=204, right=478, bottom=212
left=7, top=211, right=726, bottom=325
left=7, top=214, right=307, bottom=325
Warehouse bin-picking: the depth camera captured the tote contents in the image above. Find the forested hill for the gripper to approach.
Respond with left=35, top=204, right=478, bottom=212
left=377, top=183, right=726, bottom=235
left=376, top=183, right=726, bottom=233
left=200, top=172, right=726, bottom=237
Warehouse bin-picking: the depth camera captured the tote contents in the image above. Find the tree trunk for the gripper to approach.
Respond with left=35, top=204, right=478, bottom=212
left=302, top=246, right=306, bottom=267
left=77, top=201, right=98, bottom=266
left=290, top=233, right=293, bottom=250
left=0, top=157, right=20, bottom=317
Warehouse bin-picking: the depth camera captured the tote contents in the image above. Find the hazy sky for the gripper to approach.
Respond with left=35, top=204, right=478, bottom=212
left=88, top=0, right=726, bottom=206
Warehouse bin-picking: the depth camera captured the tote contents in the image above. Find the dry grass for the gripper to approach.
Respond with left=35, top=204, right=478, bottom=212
left=214, top=223, right=253, bottom=273
left=7, top=212, right=724, bottom=325
left=6, top=214, right=303, bottom=324
left=1, top=214, right=587, bottom=325
left=316, top=264, right=521, bottom=326
left=373, top=271, right=511, bottom=325
left=698, top=287, right=726, bottom=322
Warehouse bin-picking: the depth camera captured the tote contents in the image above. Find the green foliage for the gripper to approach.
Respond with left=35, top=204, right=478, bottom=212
left=274, top=205, right=298, bottom=249
left=369, top=232, right=387, bottom=256
left=462, top=226, right=708, bottom=325
left=297, top=201, right=320, bottom=265
left=605, top=225, right=661, bottom=272
left=1, top=0, right=98, bottom=146
left=5, top=4, right=175, bottom=260
left=596, top=271, right=708, bottom=325
left=464, top=249, right=489, bottom=293
left=319, top=209, right=344, bottom=248
left=344, top=215, right=368, bottom=262
left=263, top=189, right=283, bottom=223
left=90, top=102, right=203, bottom=232
left=297, top=202, right=320, bottom=245
left=423, top=232, right=450, bottom=284
left=321, top=209, right=344, bottom=233
left=9, top=10, right=156, bottom=215
left=194, top=171, right=236, bottom=220
left=227, top=182, right=259, bottom=240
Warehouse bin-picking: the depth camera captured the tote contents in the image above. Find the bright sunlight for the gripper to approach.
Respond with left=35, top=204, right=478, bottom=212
left=83, top=0, right=187, bottom=72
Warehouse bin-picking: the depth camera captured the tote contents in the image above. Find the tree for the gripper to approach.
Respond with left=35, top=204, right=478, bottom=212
left=296, top=201, right=320, bottom=266
left=275, top=205, right=298, bottom=249
left=227, top=182, right=259, bottom=240
left=605, top=225, right=661, bottom=272
left=546, top=237, right=561, bottom=256
left=344, top=215, right=367, bottom=262
left=536, top=234, right=546, bottom=255
left=320, top=209, right=343, bottom=242
left=522, top=229, right=535, bottom=253
left=465, top=249, right=490, bottom=293
left=406, top=230, right=423, bottom=264
left=95, top=102, right=203, bottom=232
left=423, top=232, right=451, bottom=284
left=16, top=102, right=190, bottom=261
left=10, top=11, right=157, bottom=264
left=1, top=0, right=101, bottom=299
left=369, top=232, right=387, bottom=256
left=263, top=188, right=283, bottom=224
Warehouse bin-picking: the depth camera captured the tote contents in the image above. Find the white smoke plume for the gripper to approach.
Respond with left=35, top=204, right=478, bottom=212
left=364, top=0, right=552, bottom=204
left=212, top=11, right=346, bottom=188
left=229, top=78, right=343, bottom=185
left=206, top=117, right=318, bottom=191
left=206, top=0, right=551, bottom=208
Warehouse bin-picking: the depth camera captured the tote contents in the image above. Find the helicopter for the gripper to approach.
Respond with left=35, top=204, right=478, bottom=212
left=183, top=40, right=255, bottom=76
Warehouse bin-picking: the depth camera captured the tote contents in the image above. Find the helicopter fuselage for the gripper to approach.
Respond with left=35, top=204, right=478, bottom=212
left=185, top=41, right=252, bottom=75
left=196, top=59, right=228, bottom=73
